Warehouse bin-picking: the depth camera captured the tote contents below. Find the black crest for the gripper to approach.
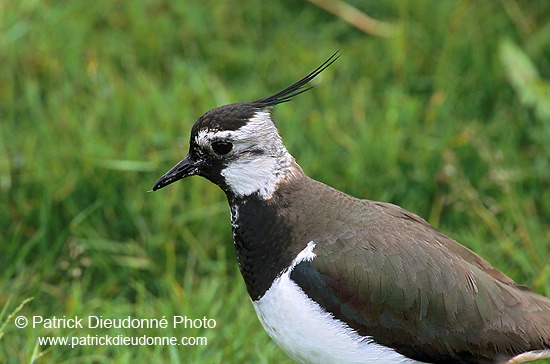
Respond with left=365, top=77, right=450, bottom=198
left=187, top=52, right=340, bottom=133
left=251, top=51, right=340, bottom=108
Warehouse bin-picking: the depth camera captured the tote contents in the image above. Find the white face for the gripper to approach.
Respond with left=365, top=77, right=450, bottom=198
left=195, top=110, right=298, bottom=199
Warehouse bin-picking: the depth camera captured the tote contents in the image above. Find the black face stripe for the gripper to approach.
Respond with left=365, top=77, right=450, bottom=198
left=247, top=148, right=265, bottom=156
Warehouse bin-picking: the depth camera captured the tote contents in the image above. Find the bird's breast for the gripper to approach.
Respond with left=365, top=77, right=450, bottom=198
left=252, top=242, right=422, bottom=364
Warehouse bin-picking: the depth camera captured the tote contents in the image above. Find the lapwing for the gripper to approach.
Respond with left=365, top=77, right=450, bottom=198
left=152, top=53, right=550, bottom=364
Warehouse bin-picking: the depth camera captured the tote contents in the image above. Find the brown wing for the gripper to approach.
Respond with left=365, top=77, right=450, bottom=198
left=291, top=198, right=550, bottom=364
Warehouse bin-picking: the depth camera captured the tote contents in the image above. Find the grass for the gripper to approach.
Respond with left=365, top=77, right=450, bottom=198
left=1, top=0, right=549, bottom=362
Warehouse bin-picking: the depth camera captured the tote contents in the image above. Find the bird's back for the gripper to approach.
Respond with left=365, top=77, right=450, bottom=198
left=281, top=175, right=550, bottom=363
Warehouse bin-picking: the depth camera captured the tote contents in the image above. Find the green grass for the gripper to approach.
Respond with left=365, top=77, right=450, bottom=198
left=1, top=0, right=550, bottom=362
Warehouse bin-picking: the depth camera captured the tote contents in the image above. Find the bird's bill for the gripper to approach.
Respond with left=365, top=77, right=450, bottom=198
left=152, top=155, right=198, bottom=191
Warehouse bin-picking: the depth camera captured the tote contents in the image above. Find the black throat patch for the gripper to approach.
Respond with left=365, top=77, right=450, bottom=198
left=228, top=190, right=309, bottom=300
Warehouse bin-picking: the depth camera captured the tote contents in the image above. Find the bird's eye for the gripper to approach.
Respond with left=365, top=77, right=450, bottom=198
left=211, top=141, right=233, bottom=155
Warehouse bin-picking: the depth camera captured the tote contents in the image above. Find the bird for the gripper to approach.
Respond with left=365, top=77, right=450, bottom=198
left=152, top=53, right=550, bottom=364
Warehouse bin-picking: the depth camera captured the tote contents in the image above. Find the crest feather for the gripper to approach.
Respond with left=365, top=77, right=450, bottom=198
left=251, top=52, right=339, bottom=107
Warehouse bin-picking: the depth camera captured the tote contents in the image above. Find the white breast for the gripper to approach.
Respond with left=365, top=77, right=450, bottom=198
left=252, top=242, right=422, bottom=364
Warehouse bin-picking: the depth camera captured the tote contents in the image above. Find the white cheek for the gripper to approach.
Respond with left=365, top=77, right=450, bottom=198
left=221, top=154, right=281, bottom=198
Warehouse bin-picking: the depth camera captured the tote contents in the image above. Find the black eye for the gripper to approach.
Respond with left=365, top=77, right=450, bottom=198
left=211, top=141, right=233, bottom=155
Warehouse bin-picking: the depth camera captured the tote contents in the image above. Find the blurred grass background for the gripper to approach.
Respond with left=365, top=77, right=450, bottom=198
left=1, top=0, right=550, bottom=362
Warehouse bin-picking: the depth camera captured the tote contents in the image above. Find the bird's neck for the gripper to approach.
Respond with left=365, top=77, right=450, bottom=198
left=226, top=166, right=311, bottom=300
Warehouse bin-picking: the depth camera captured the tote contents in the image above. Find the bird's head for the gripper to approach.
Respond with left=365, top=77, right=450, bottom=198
left=152, top=53, right=339, bottom=199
